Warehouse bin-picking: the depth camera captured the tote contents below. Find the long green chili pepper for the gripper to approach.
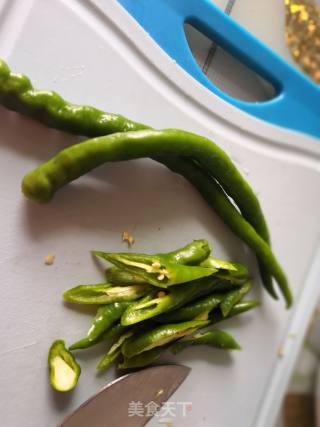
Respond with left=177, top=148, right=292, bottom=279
left=171, top=329, right=241, bottom=354
left=0, top=59, right=147, bottom=135
left=63, top=283, right=150, bottom=304
left=0, top=59, right=269, bottom=248
left=21, top=130, right=267, bottom=239
left=220, top=279, right=252, bottom=317
left=118, top=346, right=165, bottom=370
left=157, top=157, right=290, bottom=307
left=0, top=59, right=278, bottom=303
left=0, top=59, right=280, bottom=303
left=121, top=319, right=209, bottom=358
left=48, top=339, right=81, bottom=392
left=0, top=59, right=278, bottom=302
left=92, top=250, right=216, bottom=288
left=121, top=277, right=235, bottom=326
left=69, top=302, right=130, bottom=350
left=21, top=131, right=288, bottom=303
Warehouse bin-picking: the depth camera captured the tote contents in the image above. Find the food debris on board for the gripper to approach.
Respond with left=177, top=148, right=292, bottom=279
left=45, top=254, right=55, bottom=265
left=122, top=231, right=135, bottom=247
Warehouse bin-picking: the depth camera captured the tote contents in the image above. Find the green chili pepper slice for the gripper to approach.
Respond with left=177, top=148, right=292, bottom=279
left=121, top=319, right=209, bottom=358
left=220, top=280, right=252, bottom=317
left=97, top=330, right=135, bottom=371
left=48, top=340, right=81, bottom=392
left=171, top=329, right=241, bottom=354
left=93, top=251, right=216, bottom=288
left=69, top=322, right=128, bottom=351
left=201, top=257, right=249, bottom=285
left=165, top=239, right=211, bottom=265
left=63, top=283, right=150, bottom=305
left=155, top=292, right=225, bottom=323
left=69, top=302, right=130, bottom=350
left=121, top=277, right=230, bottom=326
left=210, top=300, right=260, bottom=325
left=118, top=346, right=165, bottom=370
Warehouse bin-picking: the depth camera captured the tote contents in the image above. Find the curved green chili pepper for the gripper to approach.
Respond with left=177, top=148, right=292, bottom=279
left=121, top=319, right=209, bottom=358
left=0, top=59, right=277, bottom=302
left=21, top=130, right=266, bottom=237
left=70, top=302, right=130, bottom=350
left=220, top=279, right=252, bottom=317
left=20, top=128, right=273, bottom=302
left=48, top=339, right=81, bottom=392
left=63, top=283, right=150, bottom=304
left=0, top=59, right=269, bottom=249
left=0, top=59, right=147, bottom=135
left=165, top=239, right=211, bottom=265
left=93, top=250, right=216, bottom=288
left=121, top=277, right=231, bottom=326
left=171, top=329, right=241, bottom=354
left=118, top=346, right=165, bottom=370
left=21, top=131, right=289, bottom=304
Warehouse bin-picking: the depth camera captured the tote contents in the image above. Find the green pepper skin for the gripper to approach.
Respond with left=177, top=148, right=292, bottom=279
left=164, top=240, right=211, bottom=265
left=171, top=329, right=241, bottom=354
left=220, top=280, right=252, bottom=317
left=92, top=251, right=216, bottom=288
left=63, top=283, right=150, bottom=304
left=48, top=339, right=81, bottom=392
left=201, top=257, right=249, bottom=285
left=70, top=302, right=130, bottom=350
left=97, top=330, right=134, bottom=371
left=118, top=346, right=165, bottom=370
left=155, top=293, right=225, bottom=324
left=210, top=300, right=260, bottom=325
left=121, top=277, right=230, bottom=326
left=121, top=319, right=209, bottom=358
left=105, top=267, right=148, bottom=285
left=0, top=59, right=147, bottom=136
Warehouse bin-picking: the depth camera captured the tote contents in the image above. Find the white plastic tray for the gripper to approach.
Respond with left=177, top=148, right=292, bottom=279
left=0, top=1, right=319, bottom=426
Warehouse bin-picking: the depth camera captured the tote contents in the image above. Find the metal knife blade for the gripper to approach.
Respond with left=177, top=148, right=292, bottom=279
left=59, top=364, right=191, bottom=427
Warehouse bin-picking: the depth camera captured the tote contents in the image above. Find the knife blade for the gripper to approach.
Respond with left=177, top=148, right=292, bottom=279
left=59, top=364, right=191, bottom=427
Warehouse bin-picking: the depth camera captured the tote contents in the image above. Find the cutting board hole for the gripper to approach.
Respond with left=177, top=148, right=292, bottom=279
left=184, top=23, right=277, bottom=102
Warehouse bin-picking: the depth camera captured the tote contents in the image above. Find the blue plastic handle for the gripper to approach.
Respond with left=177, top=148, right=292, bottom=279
left=118, top=0, right=320, bottom=139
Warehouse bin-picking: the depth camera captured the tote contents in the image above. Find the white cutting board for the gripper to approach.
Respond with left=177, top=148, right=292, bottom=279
left=0, top=1, right=319, bottom=426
